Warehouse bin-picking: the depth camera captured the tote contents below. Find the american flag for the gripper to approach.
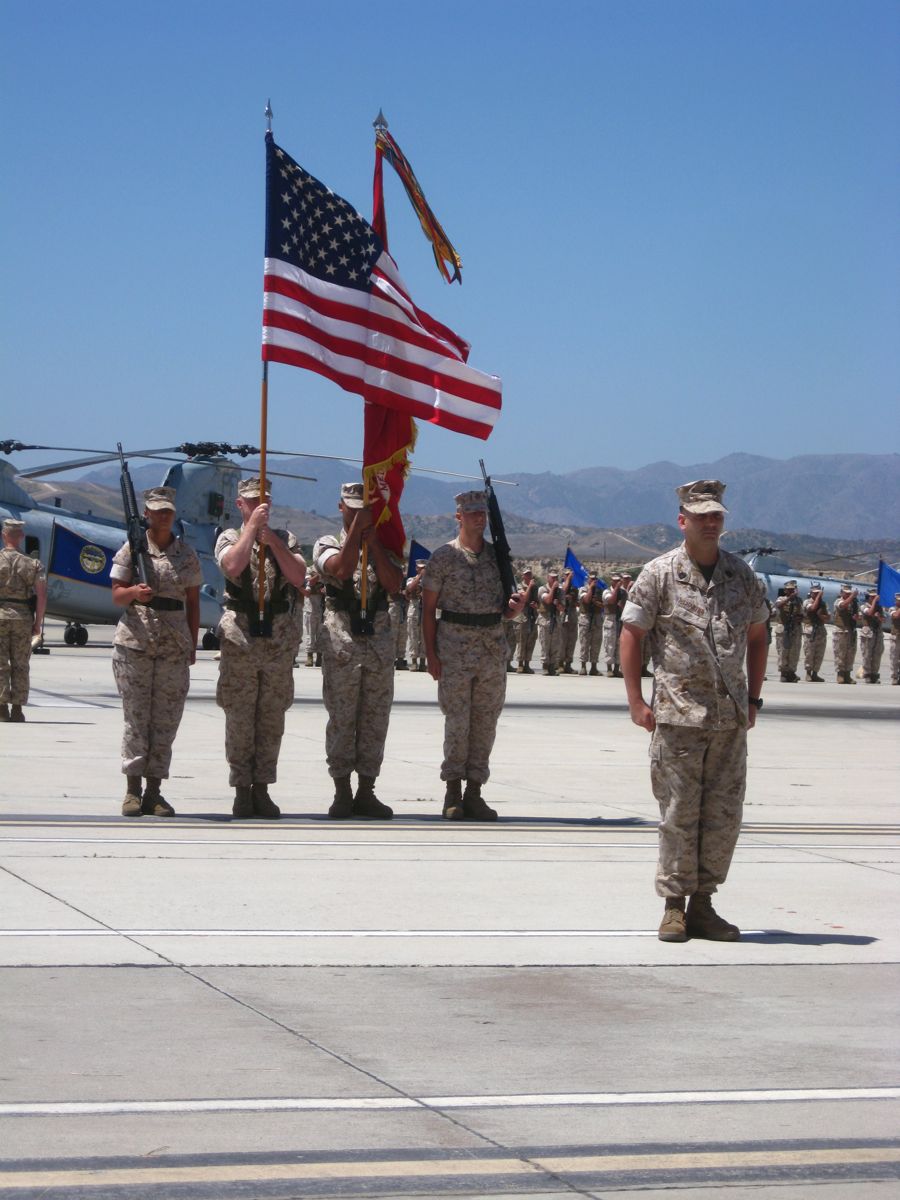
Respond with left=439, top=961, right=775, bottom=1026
left=261, top=136, right=501, bottom=440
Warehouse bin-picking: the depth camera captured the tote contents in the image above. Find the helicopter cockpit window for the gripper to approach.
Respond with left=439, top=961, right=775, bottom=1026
left=207, top=492, right=224, bottom=518
left=25, top=535, right=40, bottom=557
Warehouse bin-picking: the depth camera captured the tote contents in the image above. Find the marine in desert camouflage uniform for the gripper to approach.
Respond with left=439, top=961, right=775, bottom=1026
left=110, top=488, right=201, bottom=817
left=601, top=574, right=624, bottom=676
left=405, top=559, right=427, bottom=670
left=215, top=477, right=306, bottom=820
left=801, top=585, right=828, bottom=682
left=422, top=491, right=525, bottom=821
left=859, top=589, right=885, bottom=683
left=0, top=518, right=47, bottom=723
left=889, top=594, right=900, bottom=685
left=577, top=571, right=603, bottom=675
left=302, top=570, right=324, bottom=667
left=620, top=479, right=768, bottom=944
left=832, top=584, right=860, bottom=684
left=389, top=590, right=409, bottom=669
left=314, top=483, right=403, bottom=820
left=516, top=569, right=539, bottom=673
left=536, top=570, right=564, bottom=675
left=559, top=568, right=580, bottom=674
left=774, top=580, right=803, bottom=682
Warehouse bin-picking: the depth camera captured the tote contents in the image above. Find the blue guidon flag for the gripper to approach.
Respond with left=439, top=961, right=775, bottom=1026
left=261, top=135, right=501, bottom=441
left=49, top=524, right=113, bottom=587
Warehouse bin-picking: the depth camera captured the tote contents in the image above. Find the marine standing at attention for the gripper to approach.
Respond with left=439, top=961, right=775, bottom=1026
left=215, top=477, right=307, bottom=820
left=313, top=483, right=403, bottom=820
left=421, top=490, right=525, bottom=821
left=620, top=480, right=768, bottom=943
left=0, top=518, right=47, bottom=723
left=110, top=487, right=201, bottom=816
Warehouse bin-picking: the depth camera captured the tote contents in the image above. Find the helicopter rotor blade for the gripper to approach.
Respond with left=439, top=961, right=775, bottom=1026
left=16, top=447, right=184, bottom=478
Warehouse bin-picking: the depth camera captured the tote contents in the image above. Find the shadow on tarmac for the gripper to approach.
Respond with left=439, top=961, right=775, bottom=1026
left=745, top=931, right=878, bottom=946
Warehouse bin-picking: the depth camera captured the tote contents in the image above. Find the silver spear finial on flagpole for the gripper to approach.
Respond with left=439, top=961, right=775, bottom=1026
left=373, top=108, right=388, bottom=130
left=265, top=99, right=273, bottom=134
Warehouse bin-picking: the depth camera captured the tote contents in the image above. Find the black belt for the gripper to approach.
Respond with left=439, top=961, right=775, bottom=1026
left=0, top=597, right=30, bottom=606
left=440, top=610, right=502, bottom=627
left=135, top=597, right=185, bottom=612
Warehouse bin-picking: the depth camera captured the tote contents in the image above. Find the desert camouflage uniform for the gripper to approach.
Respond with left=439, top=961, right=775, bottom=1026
left=832, top=596, right=859, bottom=676
left=389, top=593, right=409, bottom=663
left=774, top=592, right=803, bottom=676
left=560, top=585, right=579, bottom=668
left=424, top=538, right=507, bottom=783
left=859, top=602, right=884, bottom=679
left=215, top=528, right=303, bottom=787
left=0, top=548, right=44, bottom=705
left=537, top=583, right=563, bottom=670
left=601, top=587, right=622, bottom=671
left=622, top=545, right=768, bottom=898
left=314, top=532, right=398, bottom=780
left=516, top=581, right=539, bottom=669
left=110, top=539, right=202, bottom=778
left=303, top=576, right=324, bottom=658
left=406, top=577, right=425, bottom=664
left=577, top=583, right=603, bottom=669
left=890, top=606, right=900, bottom=684
left=503, top=613, right=518, bottom=666
left=802, top=597, right=829, bottom=676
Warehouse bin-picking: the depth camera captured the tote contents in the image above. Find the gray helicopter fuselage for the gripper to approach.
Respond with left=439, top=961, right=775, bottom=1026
left=1, top=458, right=225, bottom=631
left=743, top=551, right=867, bottom=616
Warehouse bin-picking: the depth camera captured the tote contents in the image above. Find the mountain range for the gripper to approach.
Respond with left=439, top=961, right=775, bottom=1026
left=71, top=450, right=898, bottom=541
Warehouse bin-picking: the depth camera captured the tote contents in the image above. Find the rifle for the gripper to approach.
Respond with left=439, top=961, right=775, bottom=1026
left=117, top=443, right=149, bottom=587
left=479, top=459, right=516, bottom=604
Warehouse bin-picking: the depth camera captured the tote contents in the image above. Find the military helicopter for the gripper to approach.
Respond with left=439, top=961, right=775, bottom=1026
left=737, top=546, right=875, bottom=613
left=0, top=440, right=316, bottom=648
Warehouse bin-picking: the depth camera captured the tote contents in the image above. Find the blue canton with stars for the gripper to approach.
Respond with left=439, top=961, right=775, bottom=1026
left=265, top=135, right=383, bottom=293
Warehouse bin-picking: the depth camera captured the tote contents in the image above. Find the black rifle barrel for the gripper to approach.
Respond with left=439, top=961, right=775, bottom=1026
left=479, top=459, right=516, bottom=603
left=117, top=443, right=149, bottom=587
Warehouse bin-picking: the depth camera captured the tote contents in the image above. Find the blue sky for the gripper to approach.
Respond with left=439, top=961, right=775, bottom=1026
left=3, top=1, right=898, bottom=480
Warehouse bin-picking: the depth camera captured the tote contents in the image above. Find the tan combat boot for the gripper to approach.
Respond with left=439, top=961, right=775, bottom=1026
left=232, top=786, right=254, bottom=819
left=328, top=776, right=355, bottom=819
left=442, top=779, right=464, bottom=821
left=658, top=898, right=687, bottom=942
left=251, top=783, right=281, bottom=820
left=686, top=893, right=740, bottom=941
left=462, top=781, right=497, bottom=821
left=0, top=703, right=9, bottom=721
left=9, top=704, right=25, bottom=722
left=353, top=775, right=393, bottom=820
left=142, top=777, right=175, bottom=817
left=122, top=775, right=143, bottom=817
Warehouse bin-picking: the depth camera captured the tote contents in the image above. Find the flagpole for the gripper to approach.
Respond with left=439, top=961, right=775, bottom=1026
left=256, top=100, right=274, bottom=636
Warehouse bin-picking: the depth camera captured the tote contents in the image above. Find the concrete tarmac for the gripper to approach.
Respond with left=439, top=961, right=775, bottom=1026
left=1, top=622, right=898, bottom=1198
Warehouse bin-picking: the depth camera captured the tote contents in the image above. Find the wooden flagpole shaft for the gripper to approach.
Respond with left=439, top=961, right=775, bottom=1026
left=359, top=469, right=369, bottom=613
left=258, top=361, right=269, bottom=628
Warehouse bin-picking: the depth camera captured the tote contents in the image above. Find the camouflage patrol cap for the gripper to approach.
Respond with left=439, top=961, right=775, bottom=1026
left=588, top=570, right=598, bottom=579
left=340, top=482, right=365, bottom=509
left=785, top=579, right=798, bottom=591
left=676, top=479, right=728, bottom=514
left=238, top=476, right=272, bottom=500
left=2, top=518, right=25, bottom=534
left=611, top=573, right=622, bottom=581
left=415, top=559, right=428, bottom=570
left=547, top=569, right=559, bottom=579
left=840, top=583, right=853, bottom=593
left=143, top=486, right=176, bottom=512
left=454, top=489, right=488, bottom=513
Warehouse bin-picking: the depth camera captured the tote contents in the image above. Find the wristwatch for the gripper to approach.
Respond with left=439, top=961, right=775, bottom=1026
left=749, top=696, right=763, bottom=710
